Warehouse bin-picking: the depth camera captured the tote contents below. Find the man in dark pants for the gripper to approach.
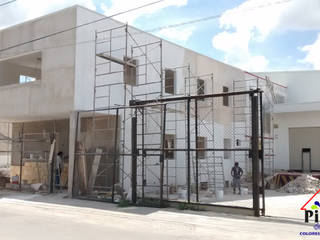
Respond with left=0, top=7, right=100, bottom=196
left=55, top=151, right=63, bottom=189
left=231, top=162, right=243, bottom=194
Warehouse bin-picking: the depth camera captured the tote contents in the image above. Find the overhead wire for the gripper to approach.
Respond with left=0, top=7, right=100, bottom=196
left=0, top=0, right=165, bottom=52
left=0, top=0, right=16, bottom=7
left=0, top=0, right=292, bottom=53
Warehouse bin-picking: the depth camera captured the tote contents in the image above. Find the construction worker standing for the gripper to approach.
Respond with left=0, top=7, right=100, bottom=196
left=231, top=162, right=243, bottom=194
left=55, top=151, right=63, bottom=189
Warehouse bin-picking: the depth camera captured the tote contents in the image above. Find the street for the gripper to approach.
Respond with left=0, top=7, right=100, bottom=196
left=0, top=192, right=310, bottom=240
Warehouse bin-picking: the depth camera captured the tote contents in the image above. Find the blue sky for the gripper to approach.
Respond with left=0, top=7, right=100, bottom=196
left=1, top=0, right=320, bottom=71
left=111, top=0, right=320, bottom=72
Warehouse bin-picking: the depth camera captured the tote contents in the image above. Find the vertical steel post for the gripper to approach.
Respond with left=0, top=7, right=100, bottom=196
left=251, top=94, right=260, bottom=217
left=187, top=99, right=191, bottom=203
left=160, top=104, right=167, bottom=207
left=19, top=123, right=24, bottom=192
left=112, top=108, right=119, bottom=203
left=195, top=99, right=199, bottom=202
left=131, top=109, right=137, bottom=204
left=259, top=92, right=265, bottom=216
left=141, top=107, right=145, bottom=200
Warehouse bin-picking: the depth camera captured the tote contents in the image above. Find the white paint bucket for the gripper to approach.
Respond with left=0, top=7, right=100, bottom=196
left=178, top=189, right=187, bottom=199
left=216, top=190, right=224, bottom=200
left=241, top=188, right=248, bottom=195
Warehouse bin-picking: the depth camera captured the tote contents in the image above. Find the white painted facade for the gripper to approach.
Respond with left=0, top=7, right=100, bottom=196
left=262, top=70, right=320, bottom=171
left=0, top=6, right=256, bottom=194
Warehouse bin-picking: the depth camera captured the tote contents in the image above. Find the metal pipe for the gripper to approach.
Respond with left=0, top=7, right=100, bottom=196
left=160, top=104, right=167, bottom=207
left=112, top=108, right=119, bottom=203
left=19, top=123, right=24, bottom=192
left=195, top=99, right=199, bottom=202
left=131, top=110, right=137, bottom=204
left=187, top=99, right=191, bottom=203
left=131, top=89, right=262, bottom=106
left=251, top=94, right=260, bottom=217
left=259, top=92, right=265, bottom=216
left=138, top=148, right=250, bottom=152
left=141, top=107, right=145, bottom=200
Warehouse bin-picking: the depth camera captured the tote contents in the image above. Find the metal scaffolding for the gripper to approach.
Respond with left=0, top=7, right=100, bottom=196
left=72, top=23, right=266, bottom=216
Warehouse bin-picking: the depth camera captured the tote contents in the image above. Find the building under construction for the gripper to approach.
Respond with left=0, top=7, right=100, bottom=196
left=0, top=6, right=287, bottom=216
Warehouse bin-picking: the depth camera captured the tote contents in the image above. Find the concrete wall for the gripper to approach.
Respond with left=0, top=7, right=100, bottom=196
left=73, top=6, right=245, bottom=110
left=265, top=71, right=320, bottom=172
left=289, top=127, right=320, bottom=171
left=72, top=6, right=246, bottom=193
left=0, top=6, right=248, bottom=193
left=0, top=7, right=77, bottom=122
left=274, top=111, right=320, bottom=170
left=0, top=61, right=41, bottom=86
left=263, top=70, right=320, bottom=104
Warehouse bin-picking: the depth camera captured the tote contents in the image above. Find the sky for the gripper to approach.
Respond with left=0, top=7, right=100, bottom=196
left=0, top=0, right=319, bottom=72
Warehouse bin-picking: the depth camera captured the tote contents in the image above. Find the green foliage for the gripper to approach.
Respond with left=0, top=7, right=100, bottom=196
left=118, top=199, right=131, bottom=208
left=177, top=202, right=201, bottom=211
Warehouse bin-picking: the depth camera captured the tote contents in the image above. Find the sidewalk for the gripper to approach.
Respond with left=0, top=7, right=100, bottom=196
left=0, top=190, right=310, bottom=240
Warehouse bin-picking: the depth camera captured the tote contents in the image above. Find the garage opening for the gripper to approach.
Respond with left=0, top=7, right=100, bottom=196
left=289, top=127, right=320, bottom=172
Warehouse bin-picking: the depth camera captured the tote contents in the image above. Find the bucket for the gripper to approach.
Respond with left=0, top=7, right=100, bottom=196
left=241, top=188, right=248, bottom=195
left=178, top=188, right=187, bottom=199
left=216, top=190, right=224, bottom=200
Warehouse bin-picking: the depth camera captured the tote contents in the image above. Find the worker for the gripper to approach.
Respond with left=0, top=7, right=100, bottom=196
left=231, top=162, right=243, bottom=194
left=55, top=151, right=64, bottom=189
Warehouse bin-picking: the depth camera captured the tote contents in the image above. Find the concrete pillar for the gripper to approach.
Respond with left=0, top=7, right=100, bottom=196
left=68, top=111, right=78, bottom=197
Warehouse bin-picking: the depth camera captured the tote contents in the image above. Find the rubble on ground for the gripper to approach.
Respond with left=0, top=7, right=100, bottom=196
left=0, top=167, right=10, bottom=178
left=0, top=167, right=10, bottom=187
left=279, top=174, right=320, bottom=194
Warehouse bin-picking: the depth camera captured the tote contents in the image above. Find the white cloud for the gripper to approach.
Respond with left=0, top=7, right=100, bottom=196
left=156, top=26, right=195, bottom=43
left=212, top=0, right=320, bottom=71
left=101, top=0, right=188, bottom=24
left=0, top=0, right=96, bottom=29
left=299, top=33, right=320, bottom=69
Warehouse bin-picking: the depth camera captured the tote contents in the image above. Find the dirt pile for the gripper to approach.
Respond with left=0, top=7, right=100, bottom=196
left=279, top=174, right=320, bottom=194
left=0, top=167, right=10, bottom=178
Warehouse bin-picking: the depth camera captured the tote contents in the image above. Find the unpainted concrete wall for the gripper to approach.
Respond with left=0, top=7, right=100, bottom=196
left=0, top=61, right=41, bottom=86
left=0, top=7, right=77, bottom=121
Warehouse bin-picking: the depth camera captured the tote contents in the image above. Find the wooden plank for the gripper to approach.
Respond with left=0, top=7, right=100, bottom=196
left=88, top=148, right=102, bottom=193
left=48, top=139, right=56, bottom=165
left=48, top=139, right=56, bottom=191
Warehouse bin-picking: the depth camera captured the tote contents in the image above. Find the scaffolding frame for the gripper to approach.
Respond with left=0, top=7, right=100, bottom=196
left=0, top=121, right=61, bottom=192
left=232, top=72, right=285, bottom=177
left=71, top=23, right=268, bottom=216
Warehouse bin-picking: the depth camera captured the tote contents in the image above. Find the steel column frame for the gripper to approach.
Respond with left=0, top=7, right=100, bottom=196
left=130, top=90, right=261, bottom=106
left=19, top=123, right=24, bottom=192
left=187, top=99, right=191, bottom=203
left=131, top=109, right=137, bottom=203
left=259, top=92, right=265, bottom=216
left=160, top=104, right=167, bottom=207
left=251, top=94, right=260, bottom=217
left=141, top=107, right=145, bottom=200
left=195, top=99, right=199, bottom=202
left=112, top=108, right=119, bottom=203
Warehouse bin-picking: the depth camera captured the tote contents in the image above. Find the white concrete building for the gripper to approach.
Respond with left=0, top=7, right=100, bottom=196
left=262, top=70, right=320, bottom=172
left=0, top=6, right=275, bottom=201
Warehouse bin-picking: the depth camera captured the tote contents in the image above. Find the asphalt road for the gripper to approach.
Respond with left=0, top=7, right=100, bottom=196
left=0, top=192, right=312, bottom=240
